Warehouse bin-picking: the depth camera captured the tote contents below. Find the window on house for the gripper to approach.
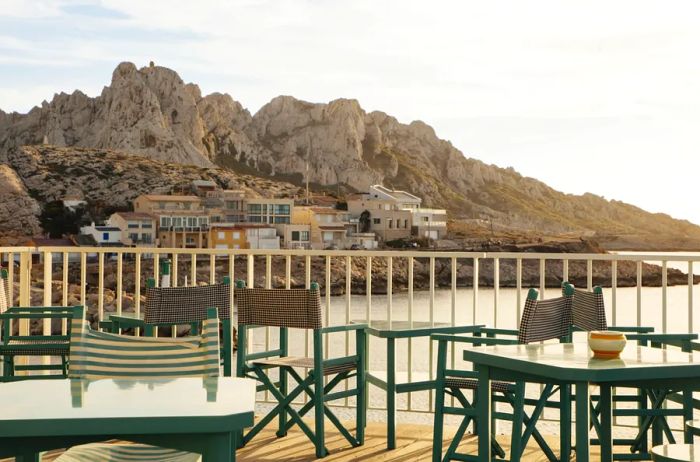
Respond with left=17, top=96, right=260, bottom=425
left=291, top=231, right=300, bottom=241
left=388, top=219, right=393, bottom=229
left=218, top=232, right=225, bottom=239
left=423, top=217, right=429, bottom=222
left=142, top=222, right=152, bottom=229
left=127, top=223, right=139, bottom=229
left=102, top=232, right=109, bottom=241
left=373, top=218, right=381, bottom=224
left=274, top=204, right=290, bottom=214
left=274, top=216, right=290, bottom=224
left=404, top=219, right=409, bottom=228
left=141, top=234, right=152, bottom=243
left=129, top=233, right=138, bottom=242
left=300, top=231, right=309, bottom=241
left=233, top=232, right=240, bottom=239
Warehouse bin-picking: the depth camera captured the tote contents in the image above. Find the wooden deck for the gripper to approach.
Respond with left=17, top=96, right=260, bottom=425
left=22, top=421, right=601, bottom=461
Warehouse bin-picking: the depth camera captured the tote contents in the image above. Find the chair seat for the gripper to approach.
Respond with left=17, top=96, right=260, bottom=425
left=253, top=356, right=357, bottom=376
left=55, top=443, right=201, bottom=462
left=444, top=377, right=513, bottom=393
left=1, top=338, right=69, bottom=356
left=651, top=444, right=698, bottom=462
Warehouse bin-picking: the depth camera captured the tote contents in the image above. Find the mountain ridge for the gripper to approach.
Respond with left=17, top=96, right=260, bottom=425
left=1, top=61, right=699, bottom=249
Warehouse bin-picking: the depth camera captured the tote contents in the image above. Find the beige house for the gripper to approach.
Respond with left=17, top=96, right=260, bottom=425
left=133, top=195, right=210, bottom=248
left=282, top=224, right=312, bottom=249
left=106, top=212, right=157, bottom=247
left=246, top=198, right=293, bottom=234
left=347, top=185, right=447, bottom=242
left=292, top=206, right=349, bottom=249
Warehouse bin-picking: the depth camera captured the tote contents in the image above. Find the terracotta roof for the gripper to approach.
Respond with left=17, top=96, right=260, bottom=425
left=113, top=212, right=156, bottom=220
left=29, top=238, right=75, bottom=247
left=140, top=195, right=201, bottom=202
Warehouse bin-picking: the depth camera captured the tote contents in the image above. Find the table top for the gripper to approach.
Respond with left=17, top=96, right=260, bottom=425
left=650, top=444, right=700, bottom=462
left=0, top=377, right=256, bottom=437
left=463, top=342, right=700, bottom=383
left=352, top=320, right=481, bottom=338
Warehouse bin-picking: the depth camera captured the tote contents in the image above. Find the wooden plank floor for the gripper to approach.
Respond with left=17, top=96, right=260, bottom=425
left=19, top=422, right=601, bottom=461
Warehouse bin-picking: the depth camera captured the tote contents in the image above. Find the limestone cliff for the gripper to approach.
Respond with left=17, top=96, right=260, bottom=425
left=0, top=164, right=42, bottom=242
left=2, top=61, right=700, bottom=248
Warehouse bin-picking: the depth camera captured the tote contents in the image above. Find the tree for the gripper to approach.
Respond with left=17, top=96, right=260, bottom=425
left=39, top=201, right=92, bottom=238
left=359, top=210, right=371, bottom=233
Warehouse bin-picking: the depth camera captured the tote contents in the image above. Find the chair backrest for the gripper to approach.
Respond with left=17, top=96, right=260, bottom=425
left=0, top=269, right=7, bottom=314
left=143, top=282, right=231, bottom=324
left=563, top=282, right=607, bottom=331
left=518, top=287, right=573, bottom=344
left=69, top=307, right=220, bottom=380
left=236, top=285, right=322, bottom=329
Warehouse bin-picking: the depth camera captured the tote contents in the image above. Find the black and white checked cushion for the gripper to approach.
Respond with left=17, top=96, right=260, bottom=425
left=445, top=377, right=513, bottom=394
left=571, top=288, right=607, bottom=331
left=253, top=356, right=356, bottom=376
left=236, top=288, right=322, bottom=329
left=518, top=295, right=572, bottom=344
left=144, top=284, right=231, bottom=324
left=4, top=338, right=69, bottom=356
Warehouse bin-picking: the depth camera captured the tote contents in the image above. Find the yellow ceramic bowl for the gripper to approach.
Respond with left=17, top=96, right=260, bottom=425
left=588, top=330, right=627, bottom=359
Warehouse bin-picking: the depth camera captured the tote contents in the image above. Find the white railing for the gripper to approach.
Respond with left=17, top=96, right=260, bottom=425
left=1, top=246, right=699, bottom=417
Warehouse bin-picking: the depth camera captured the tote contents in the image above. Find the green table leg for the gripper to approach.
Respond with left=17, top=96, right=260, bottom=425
left=560, top=384, right=572, bottom=462
left=599, top=384, right=613, bottom=462
left=476, top=364, right=492, bottom=462
left=575, top=381, right=590, bottom=462
left=387, top=337, right=396, bottom=450
left=683, top=387, right=694, bottom=444
left=202, top=432, right=234, bottom=462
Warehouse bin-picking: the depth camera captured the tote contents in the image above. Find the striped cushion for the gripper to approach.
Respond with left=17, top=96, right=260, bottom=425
left=144, top=284, right=231, bottom=324
left=236, top=288, right=322, bottom=329
left=0, top=275, right=7, bottom=314
left=55, top=443, right=201, bottom=461
left=68, top=317, right=220, bottom=380
left=518, top=295, right=572, bottom=344
left=571, top=288, right=607, bottom=331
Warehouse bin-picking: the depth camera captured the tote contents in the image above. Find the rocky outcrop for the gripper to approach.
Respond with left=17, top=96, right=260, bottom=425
left=3, top=61, right=700, bottom=248
left=5, top=145, right=302, bottom=212
left=0, top=164, right=41, bottom=242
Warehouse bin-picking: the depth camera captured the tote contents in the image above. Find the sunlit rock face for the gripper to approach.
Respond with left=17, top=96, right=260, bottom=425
left=3, top=61, right=700, bottom=246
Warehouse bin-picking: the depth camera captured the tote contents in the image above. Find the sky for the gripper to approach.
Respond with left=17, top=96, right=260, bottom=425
left=1, top=0, right=699, bottom=224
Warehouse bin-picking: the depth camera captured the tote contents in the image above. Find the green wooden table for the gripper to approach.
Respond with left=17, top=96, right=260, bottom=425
left=0, top=377, right=256, bottom=461
left=355, top=320, right=483, bottom=449
left=464, top=343, right=700, bottom=462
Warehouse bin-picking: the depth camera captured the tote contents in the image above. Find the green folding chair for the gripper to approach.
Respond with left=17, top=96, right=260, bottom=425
left=235, top=281, right=366, bottom=458
left=432, top=286, right=574, bottom=462
left=107, top=275, right=234, bottom=376
left=0, top=269, right=84, bottom=381
left=55, top=306, right=221, bottom=461
left=565, top=282, right=698, bottom=459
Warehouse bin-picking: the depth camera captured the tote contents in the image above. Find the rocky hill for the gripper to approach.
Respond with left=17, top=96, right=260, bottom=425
left=2, top=61, right=700, bottom=248
left=0, top=145, right=301, bottom=241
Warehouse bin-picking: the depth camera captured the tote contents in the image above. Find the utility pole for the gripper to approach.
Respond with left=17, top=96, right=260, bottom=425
left=305, top=136, right=311, bottom=205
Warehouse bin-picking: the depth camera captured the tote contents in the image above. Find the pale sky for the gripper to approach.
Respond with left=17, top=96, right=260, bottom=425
left=1, top=1, right=699, bottom=224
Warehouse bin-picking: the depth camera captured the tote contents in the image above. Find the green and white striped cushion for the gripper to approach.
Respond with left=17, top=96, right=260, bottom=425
left=60, top=315, right=221, bottom=460
left=68, top=317, right=220, bottom=379
left=54, top=443, right=201, bottom=461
